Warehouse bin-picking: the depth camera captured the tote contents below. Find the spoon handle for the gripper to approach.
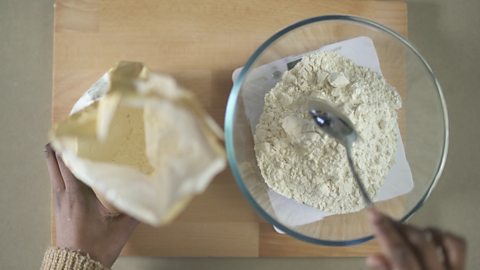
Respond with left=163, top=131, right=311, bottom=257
left=345, top=146, right=373, bottom=207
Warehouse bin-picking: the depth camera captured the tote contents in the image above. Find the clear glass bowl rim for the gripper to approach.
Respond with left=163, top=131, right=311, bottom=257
left=224, top=14, right=449, bottom=246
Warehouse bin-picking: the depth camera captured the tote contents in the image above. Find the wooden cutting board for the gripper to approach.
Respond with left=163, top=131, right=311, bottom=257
left=52, top=0, right=407, bottom=257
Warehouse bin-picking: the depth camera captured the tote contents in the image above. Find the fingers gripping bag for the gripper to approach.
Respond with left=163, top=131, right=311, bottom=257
left=50, top=62, right=226, bottom=226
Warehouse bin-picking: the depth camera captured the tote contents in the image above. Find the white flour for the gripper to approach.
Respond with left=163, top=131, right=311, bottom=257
left=254, top=51, right=402, bottom=214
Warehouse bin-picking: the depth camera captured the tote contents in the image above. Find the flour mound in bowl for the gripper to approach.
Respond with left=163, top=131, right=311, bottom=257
left=254, top=51, right=402, bottom=214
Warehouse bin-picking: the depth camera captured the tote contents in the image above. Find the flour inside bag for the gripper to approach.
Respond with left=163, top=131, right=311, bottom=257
left=50, top=62, right=226, bottom=226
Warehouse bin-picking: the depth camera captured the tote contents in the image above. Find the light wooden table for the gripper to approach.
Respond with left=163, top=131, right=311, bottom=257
left=52, top=0, right=407, bottom=257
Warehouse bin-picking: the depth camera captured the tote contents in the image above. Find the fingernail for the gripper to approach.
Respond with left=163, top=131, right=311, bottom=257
left=368, top=208, right=383, bottom=225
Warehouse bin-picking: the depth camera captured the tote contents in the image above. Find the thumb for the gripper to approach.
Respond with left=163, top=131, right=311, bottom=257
left=44, top=143, right=66, bottom=192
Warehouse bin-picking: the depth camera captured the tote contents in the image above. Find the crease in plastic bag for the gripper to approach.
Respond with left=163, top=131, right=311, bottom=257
left=50, top=62, right=226, bottom=226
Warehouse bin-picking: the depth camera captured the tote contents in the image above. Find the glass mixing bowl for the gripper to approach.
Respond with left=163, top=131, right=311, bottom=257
left=225, top=15, right=448, bottom=246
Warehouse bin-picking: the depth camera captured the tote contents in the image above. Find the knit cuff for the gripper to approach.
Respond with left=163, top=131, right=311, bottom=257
left=40, top=247, right=109, bottom=270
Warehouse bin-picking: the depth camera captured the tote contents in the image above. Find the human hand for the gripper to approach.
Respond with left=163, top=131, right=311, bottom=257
left=45, top=144, right=138, bottom=268
left=367, top=209, right=466, bottom=270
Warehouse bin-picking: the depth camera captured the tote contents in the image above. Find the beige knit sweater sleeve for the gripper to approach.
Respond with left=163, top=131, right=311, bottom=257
left=40, top=247, right=110, bottom=270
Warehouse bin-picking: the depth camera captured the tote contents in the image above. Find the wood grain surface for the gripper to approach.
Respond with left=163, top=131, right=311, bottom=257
left=52, top=0, right=407, bottom=257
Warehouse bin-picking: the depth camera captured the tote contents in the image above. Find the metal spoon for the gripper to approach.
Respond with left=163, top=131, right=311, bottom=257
left=308, top=99, right=373, bottom=207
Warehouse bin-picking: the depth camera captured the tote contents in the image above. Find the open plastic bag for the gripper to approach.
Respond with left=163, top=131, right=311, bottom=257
left=50, top=62, right=226, bottom=226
